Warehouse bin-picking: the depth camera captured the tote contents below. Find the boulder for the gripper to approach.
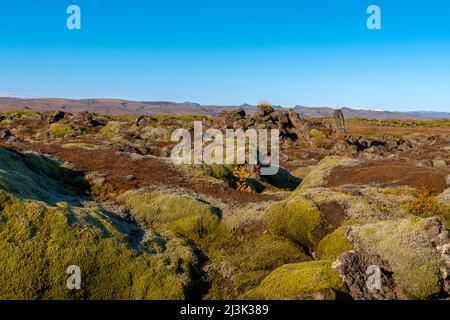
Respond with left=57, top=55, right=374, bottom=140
left=72, top=111, right=101, bottom=126
left=0, top=128, right=11, bottom=140
left=333, top=217, right=449, bottom=300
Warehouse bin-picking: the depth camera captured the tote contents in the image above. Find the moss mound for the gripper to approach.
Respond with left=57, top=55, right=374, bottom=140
left=49, top=123, right=73, bottom=138
left=351, top=217, right=441, bottom=299
left=0, top=192, right=198, bottom=300
left=243, top=260, right=347, bottom=300
left=118, top=190, right=226, bottom=247
left=266, top=196, right=334, bottom=248
left=316, top=226, right=353, bottom=261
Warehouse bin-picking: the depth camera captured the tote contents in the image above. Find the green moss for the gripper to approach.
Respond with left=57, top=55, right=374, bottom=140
left=243, top=260, right=347, bottom=300
left=100, top=121, right=120, bottom=138
left=352, top=217, right=441, bottom=299
left=266, top=196, right=334, bottom=248
left=200, top=164, right=236, bottom=188
left=256, top=103, right=274, bottom=115
left=204, top=234, right=311, bottom=299
left=309, top=129, right=327, bottom=140
left=89, top=182, right=117, bottom=202
left=298, top=156, right=359, bottom=190
left=316, top=226, right=353, bottom=261
left=0, top=148, right=78, bottom=204
left=0, top=192, right=198, bottom=300
left=406, top=187, right=442, bottom=217
left=49, top=123, right=73, bottom=138
left=118, top=190, right=226, bottom=248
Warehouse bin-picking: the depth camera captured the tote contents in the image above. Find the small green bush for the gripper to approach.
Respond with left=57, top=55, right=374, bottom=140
left=99, top=121, right=120, bottom=138
left=406, top=187, right=442, bottom=217
left=49, top=123, right=73, bottom=138
left=200, top=164, right=236, bottom=188
left=89, top=182, right=117, bottom=202
left=309, top=129, right=327, bottom=140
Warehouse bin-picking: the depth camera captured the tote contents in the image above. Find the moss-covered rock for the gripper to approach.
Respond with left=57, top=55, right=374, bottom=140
left=0, top=192, right=198, bottom=300
left=118, top=190, right=226, bottom=248
left=243, top=260, right=347, bottom=300
left=350, top=217, right=441, bottom=299
left=316, top=226, right=353, bottom=261
left=100, top=121, right=121, bottom=138
left=266, top=195, right=334, bottom=248
left=49, top=123, right=73, bottom=138
left=298, top=156, right=359, bottom=190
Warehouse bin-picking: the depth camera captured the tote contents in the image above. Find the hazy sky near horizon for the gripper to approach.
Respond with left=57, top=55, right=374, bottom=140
left=1, top=0, right=450, bottom=112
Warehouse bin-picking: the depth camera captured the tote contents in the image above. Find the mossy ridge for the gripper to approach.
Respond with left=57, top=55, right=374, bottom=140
left=0, top=191, right=198, bottom=300
left=351, top=217, right=441, bottom=299
left=243, top=260, right=347, bottom=300
left=266, top=195, right=334, bottom=249
left=117, top=190, right=227, bottom=249
left=299, top=186, right=415, bottom=223
left=0, top=147, right=81, bottom=204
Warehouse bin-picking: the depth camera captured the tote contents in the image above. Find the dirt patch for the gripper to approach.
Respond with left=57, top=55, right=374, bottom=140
left=3, top=140, right=276, bottom=205
left=327, top=161, right=449, bottom=193
left=318, top=201, right=347, bottom=227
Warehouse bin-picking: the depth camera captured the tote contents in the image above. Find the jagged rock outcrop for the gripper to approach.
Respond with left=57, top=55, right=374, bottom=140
left=46, top=110, right=69, bottom=124
left=72, top=111, right=102, bottom=126
left=207, top=106, right=312, bottom=145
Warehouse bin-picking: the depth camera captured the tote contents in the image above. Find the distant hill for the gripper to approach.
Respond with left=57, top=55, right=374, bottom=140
left=404, top=111, right=450, bottom=119
left=0, top=97, right=448, bottom=120
left=293, top=106, right=450, bottom=120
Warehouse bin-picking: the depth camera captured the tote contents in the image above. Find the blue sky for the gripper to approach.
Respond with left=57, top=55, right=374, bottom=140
left=1, top=0, right=450, bottom=112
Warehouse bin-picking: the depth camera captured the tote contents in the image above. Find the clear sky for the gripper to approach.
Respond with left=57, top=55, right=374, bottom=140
left=1, top=0, right=450, bottom=112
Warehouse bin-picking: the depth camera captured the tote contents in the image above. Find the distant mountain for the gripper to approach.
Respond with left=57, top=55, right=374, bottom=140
left=0, top=97, right=447, bottom=120
left=404, top=111, right=450, bottom=119
left=293, top=106, right=448, bottom=120
left=0, top=93, right=39, bottom=99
